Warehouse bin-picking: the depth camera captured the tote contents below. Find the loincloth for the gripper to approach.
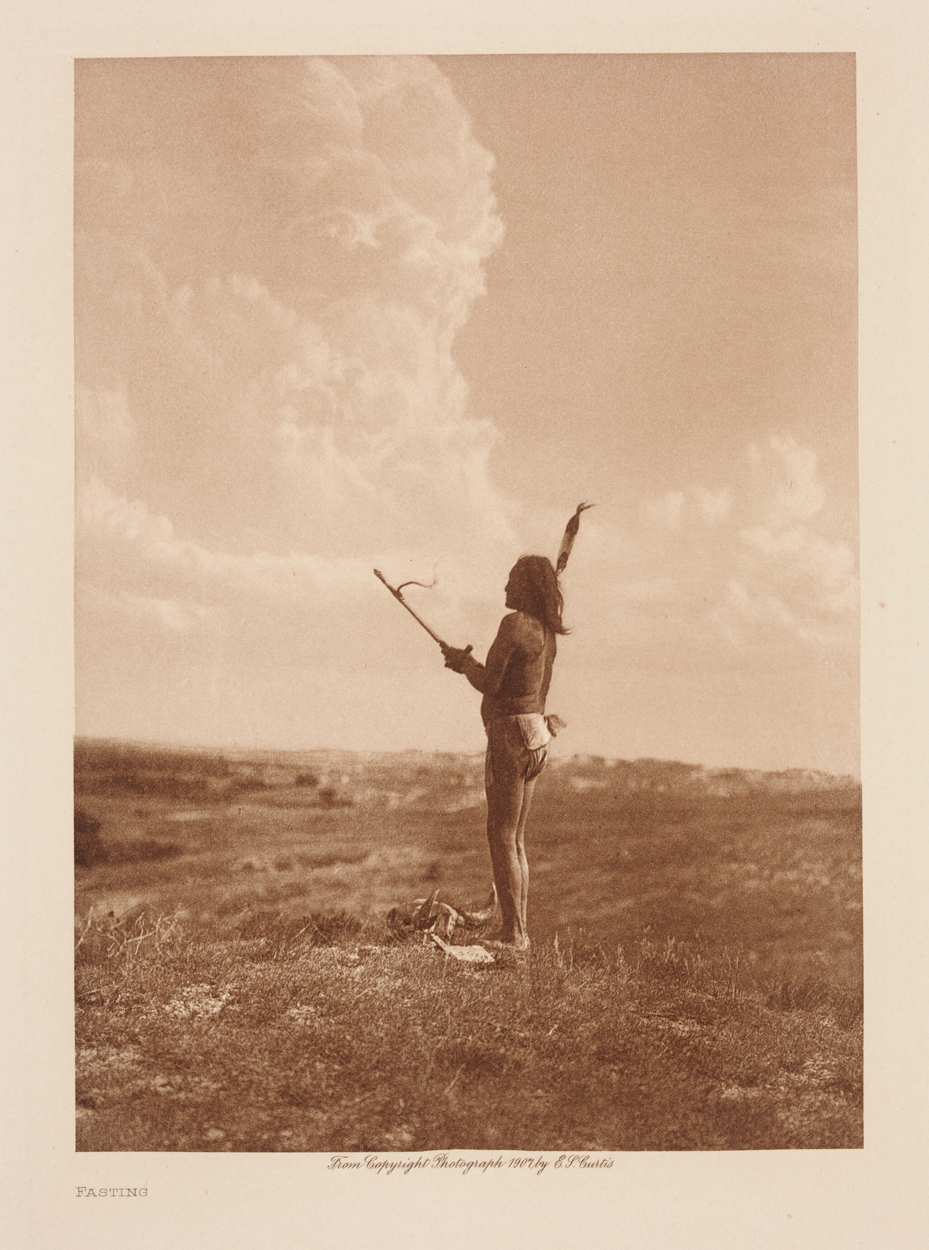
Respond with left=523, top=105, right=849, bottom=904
left=484, top=713, right=555, bottom=789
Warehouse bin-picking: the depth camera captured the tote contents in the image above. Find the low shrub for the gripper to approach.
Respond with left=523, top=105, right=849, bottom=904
left=75, top=808, right=108, bottom=868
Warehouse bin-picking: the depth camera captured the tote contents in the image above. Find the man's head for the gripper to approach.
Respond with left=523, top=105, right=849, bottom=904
left=504, top=560, right=531, bottom=611
left=505, top=555, right=568, bottom=634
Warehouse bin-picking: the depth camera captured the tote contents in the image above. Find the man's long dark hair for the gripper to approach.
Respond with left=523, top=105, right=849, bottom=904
left=513, top=555, right=569, bottom=636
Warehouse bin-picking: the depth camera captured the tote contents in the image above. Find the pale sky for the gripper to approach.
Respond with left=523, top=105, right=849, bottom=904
left=74, top=54, right=858, bottom=773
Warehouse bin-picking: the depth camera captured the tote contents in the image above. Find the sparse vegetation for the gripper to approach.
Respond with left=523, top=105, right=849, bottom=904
left=75, top=918, right=861, bottom=1152
left=74, top=738, right=861, bottom=1152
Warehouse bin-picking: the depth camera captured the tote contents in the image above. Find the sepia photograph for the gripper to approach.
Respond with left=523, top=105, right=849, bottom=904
left=7, top=0, right=929, bottom=1244
left=73, top=53, right=862, bottom=1154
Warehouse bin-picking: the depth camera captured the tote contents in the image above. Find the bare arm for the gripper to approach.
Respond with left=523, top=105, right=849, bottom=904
left=444, top=613, right=539, bottom=694
left=460, top=616, right=517, bottom=694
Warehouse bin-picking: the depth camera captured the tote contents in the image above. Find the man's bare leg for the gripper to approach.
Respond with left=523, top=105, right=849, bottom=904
left=513, top=774, right=538, bottom=937
left=485, top=772, right=530, bottom=949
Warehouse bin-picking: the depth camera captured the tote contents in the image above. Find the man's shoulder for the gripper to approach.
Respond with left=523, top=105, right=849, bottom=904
left=501, top=611, right=545, bottom=644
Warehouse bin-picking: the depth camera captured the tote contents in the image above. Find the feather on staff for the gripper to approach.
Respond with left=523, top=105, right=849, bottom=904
left=555, top=503, right=594, bottom=575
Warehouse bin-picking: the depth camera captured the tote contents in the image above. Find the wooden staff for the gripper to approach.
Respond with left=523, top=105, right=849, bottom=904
left=373, top=569, right=472, bottom=658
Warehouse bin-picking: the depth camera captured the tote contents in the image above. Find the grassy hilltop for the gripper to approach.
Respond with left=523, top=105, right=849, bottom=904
left=74, top=738, right=862, bottom=1152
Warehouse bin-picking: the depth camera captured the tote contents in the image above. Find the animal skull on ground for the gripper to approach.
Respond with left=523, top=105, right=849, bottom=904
left=386, top=884, right=497, bottom=944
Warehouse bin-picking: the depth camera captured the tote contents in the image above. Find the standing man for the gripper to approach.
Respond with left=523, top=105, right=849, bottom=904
left=441, top=555, right=568, bottom=951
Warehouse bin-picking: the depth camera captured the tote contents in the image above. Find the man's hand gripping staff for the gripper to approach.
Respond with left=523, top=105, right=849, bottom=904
left=439, top=644, right=472, bottom=673
left=372, top=569, right=473, bottom=667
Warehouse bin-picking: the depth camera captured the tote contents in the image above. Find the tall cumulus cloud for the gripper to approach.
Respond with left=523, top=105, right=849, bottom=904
left=75, top=57, right=508, bottom=607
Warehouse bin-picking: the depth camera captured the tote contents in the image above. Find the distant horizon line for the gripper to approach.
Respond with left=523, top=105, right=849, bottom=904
left=73, top=733, right=861, bottom=782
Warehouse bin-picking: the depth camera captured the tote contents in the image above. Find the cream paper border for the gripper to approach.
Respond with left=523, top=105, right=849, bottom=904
left=3, top=2, right=927, bottom=1247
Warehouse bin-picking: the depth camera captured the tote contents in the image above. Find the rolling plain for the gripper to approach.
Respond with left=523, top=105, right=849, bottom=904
left=75, top=738, right=862, bottom=1152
